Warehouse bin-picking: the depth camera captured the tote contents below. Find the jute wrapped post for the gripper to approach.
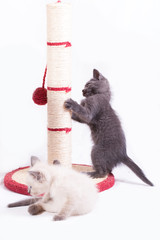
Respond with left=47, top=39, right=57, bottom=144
left=47, top=1, right=72, bottom=167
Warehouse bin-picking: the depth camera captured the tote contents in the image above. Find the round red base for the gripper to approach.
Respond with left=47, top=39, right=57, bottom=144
left=4, top=164, right=115, bottom=195
left=4, top=166, right=30, bottom=196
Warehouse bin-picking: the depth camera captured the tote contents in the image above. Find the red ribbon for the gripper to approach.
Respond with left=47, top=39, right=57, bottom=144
left=47, top=87, right=71, bottom=93
left=47, top=42, right=71, bottom=48
left=48, top=128, right=71, bottom=133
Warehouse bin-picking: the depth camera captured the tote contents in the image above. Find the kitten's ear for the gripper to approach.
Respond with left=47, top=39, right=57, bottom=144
left=53, top=160, right=60, bottom=165
left=29, top=171, right=45, bottom=182
left=93, top=69, right=100, bottom=80
left=93, top=69, right=105, bottom=81
left=31, top=156, right=40, bottom=166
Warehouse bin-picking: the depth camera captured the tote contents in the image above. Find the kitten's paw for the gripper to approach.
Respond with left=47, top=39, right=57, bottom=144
left=64, top=98, right=75, bottom=110
left=28, top=204, right=44, bottom=215
left=53, top=214, right=66, bottom=221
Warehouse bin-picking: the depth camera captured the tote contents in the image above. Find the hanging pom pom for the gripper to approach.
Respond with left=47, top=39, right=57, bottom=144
left=32, top=87, right=47, bottom=105
left=32, top=67, right=47, bottom=105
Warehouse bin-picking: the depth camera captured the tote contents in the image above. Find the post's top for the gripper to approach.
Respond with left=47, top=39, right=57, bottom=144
left=47, top=1, right=71, bottom=8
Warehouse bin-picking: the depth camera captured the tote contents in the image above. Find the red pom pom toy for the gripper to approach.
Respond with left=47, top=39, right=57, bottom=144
left=32, top=87, right=47, bottom=105
left=32, top=67, right=47, bottom=105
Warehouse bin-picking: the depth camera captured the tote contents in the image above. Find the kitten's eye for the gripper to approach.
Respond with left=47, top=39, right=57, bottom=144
left=85, top=83, right=90, bottom=88
left=86, top=83, right=93, bottom=89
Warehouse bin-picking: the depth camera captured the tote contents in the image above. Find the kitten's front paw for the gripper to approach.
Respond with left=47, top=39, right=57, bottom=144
left=64, top=98, right=75, bottom=110
left=28, top=204, right=44, bottom=215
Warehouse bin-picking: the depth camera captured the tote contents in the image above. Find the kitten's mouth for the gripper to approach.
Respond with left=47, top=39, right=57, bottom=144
left=82, top=89, right=90, bottom=97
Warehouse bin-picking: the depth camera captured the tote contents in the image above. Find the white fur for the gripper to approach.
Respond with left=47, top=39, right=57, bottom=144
left=27, top=161, right=98, bottom=220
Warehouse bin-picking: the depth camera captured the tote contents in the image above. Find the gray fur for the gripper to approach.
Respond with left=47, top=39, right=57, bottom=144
left=64, top=69, right=153, bottom=186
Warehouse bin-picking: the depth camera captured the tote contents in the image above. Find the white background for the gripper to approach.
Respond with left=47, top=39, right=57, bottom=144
left=0, top=0, right=160, bottom=239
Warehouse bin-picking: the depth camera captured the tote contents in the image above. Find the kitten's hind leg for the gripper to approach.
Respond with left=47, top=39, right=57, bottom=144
left=88, top=145, right=111, bottom=178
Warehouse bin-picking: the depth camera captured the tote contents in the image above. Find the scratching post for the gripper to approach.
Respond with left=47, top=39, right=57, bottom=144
left=4, top=1, right=115, bottom=195
left=47, top=2, right=72, bottom=167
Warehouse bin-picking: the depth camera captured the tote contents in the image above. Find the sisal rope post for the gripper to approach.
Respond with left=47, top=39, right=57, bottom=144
left=47, top=1, right=72, bottom=167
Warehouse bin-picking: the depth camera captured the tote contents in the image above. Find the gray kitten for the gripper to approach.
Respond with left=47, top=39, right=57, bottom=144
left=64, top=69, right=153, bottom=186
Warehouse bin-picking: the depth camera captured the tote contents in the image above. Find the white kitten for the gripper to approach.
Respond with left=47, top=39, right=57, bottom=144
left=9, top=157, right=98, bottom=221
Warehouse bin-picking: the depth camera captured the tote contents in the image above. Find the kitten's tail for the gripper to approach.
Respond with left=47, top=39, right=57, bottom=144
left=122, top=157, right=153, bottom=186
left=7, top=197, right=40, bottom=208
